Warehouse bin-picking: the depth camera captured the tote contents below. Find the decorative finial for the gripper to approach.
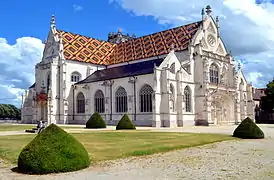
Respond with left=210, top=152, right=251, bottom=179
left=205, top=5, right=212, bottom=16
left=238, top=62, right=241, bottom=70
left=216, top=16, right=219, bottom=24
left=59, top=33, right=63, bottom=43
left=118, top=28, right=122, bottom=33
left=170, top=43, right=175, bottom=51
left=51, top=14, right=55, bottom=25
left=216, top=16, right=220, bottom=37
left=201, top=8, right=205, bottom=21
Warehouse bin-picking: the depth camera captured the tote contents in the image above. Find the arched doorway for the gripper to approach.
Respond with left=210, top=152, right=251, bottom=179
left=211, top=93, right=234, bottom=125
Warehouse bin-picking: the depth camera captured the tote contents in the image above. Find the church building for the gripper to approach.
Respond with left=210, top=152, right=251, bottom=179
left=21, top=6, right=255, bottom=127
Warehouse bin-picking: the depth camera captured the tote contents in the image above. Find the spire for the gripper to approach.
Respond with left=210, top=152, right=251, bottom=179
left=51, top=15, right=56, bottom=26
left=216, top=16, right=220, bottom=37
left=201, top=8, right=205, bottom=21
left=205, top=5, right=212, bottom=16
left=238, top=62, right=241, bottom=70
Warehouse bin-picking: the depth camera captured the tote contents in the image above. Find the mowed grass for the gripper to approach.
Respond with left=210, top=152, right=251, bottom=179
left=0, top=131, right=234, bottom=165
left=0, top=124, right=84, bottom=132
left=0, top=124, right=34, bottom=132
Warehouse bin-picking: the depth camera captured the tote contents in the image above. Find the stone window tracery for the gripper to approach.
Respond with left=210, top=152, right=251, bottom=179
left=209, top=63, right=219, bottom=84
left=94, top=90, right=105, bottom=113
left=184, top=86, right=191, bottom=112
left=71, top=72, right=81, bottom=82
left=170, top=84, right=175, bottom=111
left=170, top=63, right=175, bottom=74
left=115, top=86, right=128, bottom=113
left=140, top=84, right=153, bottom=112
left=76, top=92, right=85, bottom=113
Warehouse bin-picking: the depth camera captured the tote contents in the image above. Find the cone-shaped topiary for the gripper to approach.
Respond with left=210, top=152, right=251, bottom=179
left=116, top=114, right=136, bottom=130
left=86, top=112, right=106, bottom=129
left=233, top=117, right=264, bottom=139
left=18, top=124, right=90, bottom=174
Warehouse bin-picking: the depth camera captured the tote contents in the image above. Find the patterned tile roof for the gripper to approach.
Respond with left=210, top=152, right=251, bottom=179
left=57, top=21, right=201, bottom=65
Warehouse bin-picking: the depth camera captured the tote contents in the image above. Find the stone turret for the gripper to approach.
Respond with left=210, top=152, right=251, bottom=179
left=108, top=28, right=136, bottom=44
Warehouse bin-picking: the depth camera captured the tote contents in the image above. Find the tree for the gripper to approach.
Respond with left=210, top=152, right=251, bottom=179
left=0, top=104, right=21, bottom=119
left=261, top=79, right=274, bottom=113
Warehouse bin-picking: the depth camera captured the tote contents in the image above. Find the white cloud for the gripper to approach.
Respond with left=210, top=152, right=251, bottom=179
left=0, top=37, right=44, bottom=107
left=110, top=0, right=274, bottom=88
left=73, top=4, right=83, bottom=12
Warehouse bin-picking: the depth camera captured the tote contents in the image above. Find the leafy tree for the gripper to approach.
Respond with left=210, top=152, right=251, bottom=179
left=261, top=79, right=274, bottom=112
left=0, top=104, right=21, bottom=119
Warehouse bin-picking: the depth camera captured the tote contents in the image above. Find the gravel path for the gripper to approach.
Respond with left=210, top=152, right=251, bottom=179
left=1, top=125, right=274, bottom=180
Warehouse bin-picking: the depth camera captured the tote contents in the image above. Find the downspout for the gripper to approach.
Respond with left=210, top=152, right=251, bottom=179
left=133, top=77, right=136, bottom=122
left=72, top=85, right=75, bottom=121
left=58, top=64, right=61, bottom=124
left=110, top=80, right=113, bottom=121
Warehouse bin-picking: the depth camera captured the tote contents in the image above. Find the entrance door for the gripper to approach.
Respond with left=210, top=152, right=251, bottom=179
left=211, top=93, right=234, bottom=125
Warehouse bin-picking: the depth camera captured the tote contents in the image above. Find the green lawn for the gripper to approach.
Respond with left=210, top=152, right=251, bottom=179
left=0, top=131, right=234, bottom=165
left=0, top=124, right=35, bottom=132
left=0, top=124, right=84, bottom=132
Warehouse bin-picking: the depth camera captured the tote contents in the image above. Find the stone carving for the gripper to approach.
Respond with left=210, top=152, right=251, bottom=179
left=207, top=34, right=216, bottom=47
left=217, top=44, right=225, bottom=55
left=201, top=38, right=208, bottom=49
left=207, top=22, right=216, bottom=34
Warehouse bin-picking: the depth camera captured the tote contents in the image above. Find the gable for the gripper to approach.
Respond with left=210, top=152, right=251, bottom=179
left=57, top=21, right=201, bottom=65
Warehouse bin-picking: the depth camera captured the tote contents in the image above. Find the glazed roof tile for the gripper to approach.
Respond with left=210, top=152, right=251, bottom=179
left=57, top=21, right=201, bottom=65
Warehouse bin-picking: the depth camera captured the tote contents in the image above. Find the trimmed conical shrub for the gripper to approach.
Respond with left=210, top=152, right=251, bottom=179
left=86, top=112, right=106, bottom=129
left=116, top=114, right=136, bottom=130
left=233, top=117, right=264, bottom=139
left=18, top=124, right=90, bottom=174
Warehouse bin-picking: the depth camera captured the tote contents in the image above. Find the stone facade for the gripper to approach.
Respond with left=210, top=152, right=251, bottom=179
left=21, top=6, right=255, bottom=126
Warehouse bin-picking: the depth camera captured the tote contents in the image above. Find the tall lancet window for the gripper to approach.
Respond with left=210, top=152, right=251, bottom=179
left=140, top=84, right=154, bottom=112
left=209, top=63, right=219, bottom=84
left=94, top=90, right=105, bottom=113
left=115, top=86, right=128, bottom=113
left=184, top=86, right=191, bottom=112
left=76, top=92, right=85, bottom=113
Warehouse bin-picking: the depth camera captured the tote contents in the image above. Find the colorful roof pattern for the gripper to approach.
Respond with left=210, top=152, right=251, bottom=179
left=57, top=21, right=201, bottom=65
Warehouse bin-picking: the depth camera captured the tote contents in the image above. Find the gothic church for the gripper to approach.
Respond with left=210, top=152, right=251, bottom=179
left=22, top=6, right=255, bottom=127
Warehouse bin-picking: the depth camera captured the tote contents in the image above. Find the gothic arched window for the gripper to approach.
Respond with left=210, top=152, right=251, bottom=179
left=140, top=84, right=154, bottom=112
left=184, top=86, right=191, bottom=112
left=76, top=92, right=85, bottom=113
left=115, top=86, right=128, bottom=113
left=209, top=63, right=219, bottom=84
left=170, top=63, right=175, bottom=74
left=94, top=90, right=105, bottom=113
left=71, top=72, right=81, bottom=83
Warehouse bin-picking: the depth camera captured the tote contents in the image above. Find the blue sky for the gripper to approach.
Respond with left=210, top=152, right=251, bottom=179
left=1, top=0, right=274, bottom=107
left=1, top=0, right=165, bottom=44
